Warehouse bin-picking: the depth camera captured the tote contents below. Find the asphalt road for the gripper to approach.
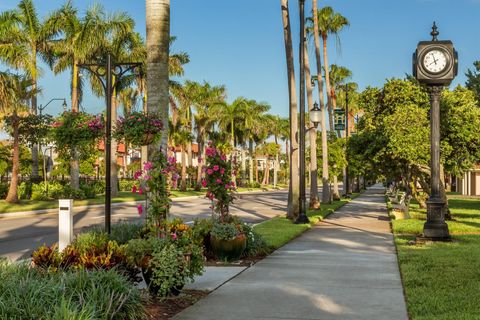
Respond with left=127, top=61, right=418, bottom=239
left=0, top=190, right=289, bottom=261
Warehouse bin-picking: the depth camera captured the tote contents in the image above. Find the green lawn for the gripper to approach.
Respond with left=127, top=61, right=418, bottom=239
left=254, top=193, right=359, bottom=250
left=393, top=195, right=480, bottom=319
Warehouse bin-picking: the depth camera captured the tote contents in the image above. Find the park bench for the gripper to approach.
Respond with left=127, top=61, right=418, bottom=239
left=391, top=192, right=411, bottom=219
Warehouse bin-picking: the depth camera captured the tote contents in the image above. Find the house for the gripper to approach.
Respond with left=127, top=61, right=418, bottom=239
left=455, top=164, right=480, bottom=196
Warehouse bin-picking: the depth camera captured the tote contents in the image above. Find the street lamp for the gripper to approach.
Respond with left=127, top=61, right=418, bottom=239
left=78, top=54, right=141, bottom=234
left=344, top=84, right=351, bottom=196
left=38, top=98, right=67, bottom=116
left=296, top=0, right=309, bottom=224
left=309, top=102, right=322, bottom=127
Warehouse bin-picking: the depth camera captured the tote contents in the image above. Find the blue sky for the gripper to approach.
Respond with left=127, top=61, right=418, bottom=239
left=2, top=0, right=480, bottom=118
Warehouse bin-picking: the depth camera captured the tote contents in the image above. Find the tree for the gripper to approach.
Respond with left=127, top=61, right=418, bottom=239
left=146, top=0, right=170, bottom=157
left=313, top=6, right=349, bottom=132
left=309, top=0, right=331, bottom=204
left=281, top=0, right=299, bottom=218
left=0, top=72, right=35, bottom=203
left=0, top=0, right=62, bottom=180
left=465, top=61, right=480, bottom=102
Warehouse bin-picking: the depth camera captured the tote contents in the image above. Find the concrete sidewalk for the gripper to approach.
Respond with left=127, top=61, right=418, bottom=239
left=174, top=184, right=408, bottom=320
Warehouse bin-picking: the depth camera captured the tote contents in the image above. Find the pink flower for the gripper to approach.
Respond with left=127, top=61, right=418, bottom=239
left=132, top=185, right=137, bottom=193
left=220, top=154, right=227, bottom=161
left=216, top=178, right=222, bottom=184
left=213, top=165, right=220, bottom=171
left=201, top=166, right=207, bottom=173
left=198, top=157, right=203, bottom=163
left=143, top=161, right=153, bottom=171
left=138, top=187, right=143, bottom=195
left=144, top=175, right=151, bottom=181
left=207, top=169, right=214, bottom=175
left=225, top=184, right=229, bottom=189
left=168, top=156, right=176, bottom=165
left=171, top=233, right=177, bottom=240
left=133, top=170, right=143, bottom=180
left=220, top=168, right=225, bottom=174
left=137, top=204, right=143, bottom=215
left=205, top=147, right=216, bottom=157
left=201, top=179, right=207, bottom=187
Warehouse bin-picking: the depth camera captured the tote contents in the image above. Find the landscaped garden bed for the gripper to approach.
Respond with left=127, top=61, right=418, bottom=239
left=392, top=194, right=480, bottom=320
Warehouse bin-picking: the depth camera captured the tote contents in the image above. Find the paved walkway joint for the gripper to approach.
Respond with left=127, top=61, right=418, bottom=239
left=174, top=184, right=408, bottom=320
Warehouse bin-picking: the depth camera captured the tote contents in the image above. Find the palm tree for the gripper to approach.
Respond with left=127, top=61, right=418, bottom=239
left=146, top=0, right=170, bottom=156
left=191, top=81, right=226, bottom=189
left=0, top=72, right=35, bottom=203
left=281, top=0, right=300, bottom=218
left=328, top=64, right=352, bottom=199
left=269, top=115, right=284, bottom=188
left=49, top=3, right=135, bottom=190
left=315, top=6, right=349, bottom=131
left=309, top=0, right=331, bottom=204
left=0, top=0, right=62, bottom=180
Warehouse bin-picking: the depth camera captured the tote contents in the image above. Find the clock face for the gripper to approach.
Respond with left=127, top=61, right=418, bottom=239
left=422, top=49, right=448, bottom=74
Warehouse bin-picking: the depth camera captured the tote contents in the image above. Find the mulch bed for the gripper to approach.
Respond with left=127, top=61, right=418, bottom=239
left=144, top=290, right=210, bottom=319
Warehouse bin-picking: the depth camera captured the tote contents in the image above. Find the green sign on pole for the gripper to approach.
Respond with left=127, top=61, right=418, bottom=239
left=334, top=108, right=345, bottom=131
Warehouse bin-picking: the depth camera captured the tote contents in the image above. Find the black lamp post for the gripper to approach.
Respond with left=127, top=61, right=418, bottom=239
left=295, top=0, right=309, bottom=224
left=78, top=54, right=141, bottom=234
left=344, top=84, right=351, bottom=196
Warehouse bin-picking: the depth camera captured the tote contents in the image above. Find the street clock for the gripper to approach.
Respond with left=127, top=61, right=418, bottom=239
left=413, top=22, right=458, bottom=85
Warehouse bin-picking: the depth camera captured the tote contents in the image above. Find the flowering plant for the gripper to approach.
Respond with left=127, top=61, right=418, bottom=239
left=202, top=144, right=236, bottom=221
left=52, top=111, right=104, bottom=155
left=132, top=150, right=179, bottom=228
left=114, top=111, right=163, bottom=147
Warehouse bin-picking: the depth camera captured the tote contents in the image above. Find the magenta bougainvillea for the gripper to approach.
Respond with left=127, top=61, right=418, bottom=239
left=132, top=149, right=179, bottom=227
left=202, top=143, right=236, bottom=221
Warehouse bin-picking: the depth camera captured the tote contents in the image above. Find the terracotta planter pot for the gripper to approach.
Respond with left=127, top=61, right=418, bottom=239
left=210, top=233, right=247, bottom=261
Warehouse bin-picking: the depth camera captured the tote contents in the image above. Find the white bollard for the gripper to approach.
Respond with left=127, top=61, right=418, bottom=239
left=58, top=199, right=73, bottom=251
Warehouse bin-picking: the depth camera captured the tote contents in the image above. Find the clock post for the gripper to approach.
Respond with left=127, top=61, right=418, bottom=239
left=413, top=22, right=458, bottom=240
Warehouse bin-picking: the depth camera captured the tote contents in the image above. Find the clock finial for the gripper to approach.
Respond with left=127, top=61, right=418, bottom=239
left=431, top=22, right=439, bottom=41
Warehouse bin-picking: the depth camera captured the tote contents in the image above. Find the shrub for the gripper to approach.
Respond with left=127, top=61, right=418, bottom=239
left=30, top=183, right=49, bottom=201
left=241, top=223, right=270, bottom=257
left=0, top=183, right=8, bottom=198
left=120, top=179, right=137, bottom=192
left=79, top=183, right=96, bottom=199
left=18, top=181, right=32, bottom=200
left=0, top=261, right=145, bottom=319
left=89, top=221, right=143, bottom=245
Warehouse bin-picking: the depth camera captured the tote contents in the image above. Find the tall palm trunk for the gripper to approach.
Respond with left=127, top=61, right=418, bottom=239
left=6, top=117, right=20, bottom=203
left=180, top=145, right=187, bottom=191
left=31, top=76, right=39, bottom=180
left=255, top=148, right=259, bottom=183
left=281, top=0, right=299, bottom=218
left=304, top=36, right=320, bottom=209
left=195, top=128, right=205, bottom=190
left=146, top=0, right=170, bottom=157
left=187, top=141, right=192, bottom=167
left=70, top=60, right=81, bottom=190
left=241, top=147, right=246, bottom=185
left=312, top=0, right=331, bottom=203
left=322, top=35, right=334, bottom=132
left=249, top=139, right=254, bottom=184
left=110, top=93, right=119, bottom=196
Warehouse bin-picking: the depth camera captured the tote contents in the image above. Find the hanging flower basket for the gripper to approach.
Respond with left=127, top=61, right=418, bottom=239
left=114, top=112, right=163, bottom=147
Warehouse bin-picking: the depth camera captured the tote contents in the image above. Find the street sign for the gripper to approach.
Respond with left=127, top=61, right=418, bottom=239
left=334, top=108, right=345, bottom=131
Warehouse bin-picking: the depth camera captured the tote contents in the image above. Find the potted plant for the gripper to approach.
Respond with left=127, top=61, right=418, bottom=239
left=114, top=111, right=163, bottom=147
left=202, top=144, right=246, bottom=260
left=126, top=222, right=204, bottom=297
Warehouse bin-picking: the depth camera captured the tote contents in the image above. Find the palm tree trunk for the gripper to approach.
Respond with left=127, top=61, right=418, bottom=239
left=241, top=147, right=246, bottom=186
left=146, top=0, right=170, bottom=157
left=312, top=0, right=331, bottom=204
left=274, top=153, right=279, bottom=188
left=187, top=141, right=193, bottom=167
left=180, top=145, right=187, bottom=191
left=249, top=139, right=254, bottom=184
left=255, top=148, right=259, bottom=183
left=262, top=159, right=269, bottom=185
left=322, top=35, right=334, bottom=132
left=6, top=118, right=20, bottom=203
left=70, top=59, right=81, bottom=190
left=304, top=36, right=320, bottom=209
left=31, top=77, right=39, bottom=180
left=110, top=94, right=119, bottom=196
left=332, top=168, right=340, bottom=200
left=196, top=133, right=205, bottom=190
left=281, top=0, right=299, bottom=218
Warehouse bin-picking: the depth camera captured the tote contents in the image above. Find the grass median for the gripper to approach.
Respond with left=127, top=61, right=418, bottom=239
left=392, top=195, right=480, bottom=320
left=254, top=193, right=359, bottom=250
